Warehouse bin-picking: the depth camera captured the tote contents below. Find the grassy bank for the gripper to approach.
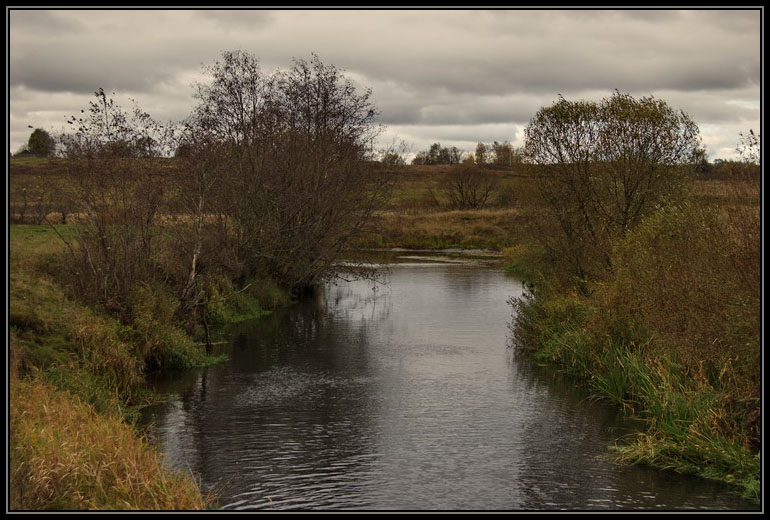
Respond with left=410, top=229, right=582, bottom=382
left=508, top=194, right=761, bottom=502
left=512, top=291, right=760, bottom=502
left=347, top=164, right=535, bottom=251
left=10, top=377, right=210, bottom=510
left=9, top=224, right=289, bottom=510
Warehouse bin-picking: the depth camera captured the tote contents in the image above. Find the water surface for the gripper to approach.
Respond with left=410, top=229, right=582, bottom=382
left=142, top=254, right=757, bottom=511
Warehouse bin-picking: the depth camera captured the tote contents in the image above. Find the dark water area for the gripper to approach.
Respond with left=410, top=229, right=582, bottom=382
left=141, top=253, right=758, bottom=511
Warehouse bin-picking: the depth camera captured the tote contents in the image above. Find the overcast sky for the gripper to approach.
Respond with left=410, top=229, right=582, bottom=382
left=8, top=8, right=762, bottom=160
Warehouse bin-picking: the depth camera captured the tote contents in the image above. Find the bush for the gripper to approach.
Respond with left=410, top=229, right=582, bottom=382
left=601, top=203, right=760, bottom=398
left=440, top=164, right=498, bottom=209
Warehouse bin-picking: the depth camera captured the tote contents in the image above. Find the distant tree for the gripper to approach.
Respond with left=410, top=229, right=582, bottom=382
left=413, top=143, right=463, bottom=165
left=511, top=146, right=525, bottom=167
left=491, top=140, right=513, bottom=167
left=174, top=141, right=194, bottom=158
left=737, top=129, right=760, bottom=165
left=441, top=164, right=498, bottom=209
left=381, top=152, right=406, bottom=166
left=428, top=143, right=443, bottom=164
left=134, top=135, right=160, bottom=158
left=692, top=147, right=711, bottom=174
left=27, top=128, right=56, bottom=157
left=448, top=146, right=463, bottom=164
left=474, top=142, right=488, bottom=165
left=411, top=151, right=429, bottom=165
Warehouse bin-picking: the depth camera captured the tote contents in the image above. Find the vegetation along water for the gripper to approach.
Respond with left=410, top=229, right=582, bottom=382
left=9, top=50, right=761, bottom=510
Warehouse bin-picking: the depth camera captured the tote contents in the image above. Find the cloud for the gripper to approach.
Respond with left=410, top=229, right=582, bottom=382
left=9, top=9, right=85, bottom=34
left=192, top=9, right=275, bottom=31
left=8, top=8, right=761, bottom=159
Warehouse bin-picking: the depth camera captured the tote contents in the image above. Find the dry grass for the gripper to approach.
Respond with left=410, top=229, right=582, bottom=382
left=10, top=377, right=212, bottom=510
left=353, top=207, right=527, bottom=250
left=9, top=225, right=215, bottom=509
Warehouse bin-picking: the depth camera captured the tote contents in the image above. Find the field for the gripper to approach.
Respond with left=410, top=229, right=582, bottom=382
left=8, top=156, right=762, bottom=506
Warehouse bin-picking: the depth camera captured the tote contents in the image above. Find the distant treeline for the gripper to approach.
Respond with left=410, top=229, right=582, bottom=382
left=410, top=140, right=524, bottom=167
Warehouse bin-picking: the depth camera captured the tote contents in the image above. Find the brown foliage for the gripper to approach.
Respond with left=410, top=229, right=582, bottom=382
left=523, top=92, right=700, bottom=287
left=189, top=51, right=396, bottom=291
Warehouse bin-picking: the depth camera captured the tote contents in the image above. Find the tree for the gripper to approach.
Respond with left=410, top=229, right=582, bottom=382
left=523, top=91, right=700, bottom=286
left=441, top=163, right=498, bottom=209
left=475, top=142, right=488, bottom=165
left=57, top=89, right=173, bottom=317
left=381, top=152, right=406, bottom=166
left=448, top=146, right=463, bottom=164
left=429, top=142, right=443, bottom=164
left=412, top=143, right=463, bottom=165
left=736, top=129, right=760, bottom=167
left=27, top=128, right=56, bottom=157
left=491, top=140, right=513, bottom=167
left=189, top=51, right=394, bottom=291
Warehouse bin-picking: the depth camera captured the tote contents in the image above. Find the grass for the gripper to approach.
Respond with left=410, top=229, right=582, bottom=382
left=10, top=377, right=212, bottom=510
left=516, top=294, right=760, bottom=502
left=510, top=211, right=761, bottom=505
left=8, top=225, right=228, bottom=509
left=204, top=274, right=290, bottom=326
left=352, top=208, right=526, bottom=251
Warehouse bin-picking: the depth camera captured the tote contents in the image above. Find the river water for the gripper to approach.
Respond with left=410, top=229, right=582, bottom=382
left=141, top=252, right=757, bottom=511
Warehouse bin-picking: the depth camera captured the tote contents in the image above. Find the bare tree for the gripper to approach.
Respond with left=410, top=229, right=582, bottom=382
left=58, top=89, right=173, bottom=317
left=475, top=142, right=488, bottom=165
left=491, top=140, right=514, bottom=168
left=189, top=51, right=394, bottom=292
left=167, top=127, right=233, bottom=317
left=442, top=164, right=498, bottom=209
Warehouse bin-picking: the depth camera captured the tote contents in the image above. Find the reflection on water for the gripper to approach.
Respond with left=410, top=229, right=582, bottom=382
left=141, top=257, right=757, bottom=511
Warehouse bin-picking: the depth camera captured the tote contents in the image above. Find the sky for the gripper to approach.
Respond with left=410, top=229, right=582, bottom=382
left=7, top=8, right=763, bottom=161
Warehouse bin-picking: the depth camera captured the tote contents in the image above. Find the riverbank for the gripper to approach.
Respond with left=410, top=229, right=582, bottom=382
left=9, top=159, right=761, bottom=508
left=506, top=194, right=761, bottom=503
left=9, top=225, right=290, bottom=510
left=139, top=253, right=757, bottom=510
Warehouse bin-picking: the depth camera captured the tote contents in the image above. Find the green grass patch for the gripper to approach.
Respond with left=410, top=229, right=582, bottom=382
left=510, top=289, right=760, bottom=503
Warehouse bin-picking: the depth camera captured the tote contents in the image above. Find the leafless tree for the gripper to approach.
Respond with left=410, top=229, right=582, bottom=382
left=442, top=164, right=498, bottom=209
left=189, top=51, right=395, bottom=292
left=57, top=89, right=173, bottom=317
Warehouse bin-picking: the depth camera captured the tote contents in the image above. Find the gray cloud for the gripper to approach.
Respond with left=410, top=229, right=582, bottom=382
left=9, top=8, right=761, bottom=159
left=192, top=9, right=275, bottom=30
left=10, top=9, right=85, bottom=34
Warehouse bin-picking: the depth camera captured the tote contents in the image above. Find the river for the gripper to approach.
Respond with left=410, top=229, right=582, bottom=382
left=140, top=252, right=757, bottom=511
